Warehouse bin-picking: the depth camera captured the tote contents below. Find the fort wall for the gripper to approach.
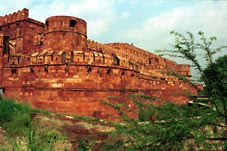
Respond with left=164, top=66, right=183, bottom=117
left=0, top=9, right=45, bottom=54
left=0, top=9, right=199, bottom=120
left=0, top=47, right=196, bottom=118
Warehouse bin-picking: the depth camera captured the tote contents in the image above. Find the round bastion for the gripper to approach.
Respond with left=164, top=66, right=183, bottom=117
left=43, top=16, right=87, bottom=52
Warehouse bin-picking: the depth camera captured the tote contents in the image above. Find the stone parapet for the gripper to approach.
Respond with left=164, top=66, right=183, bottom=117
left=0, top=8, right=29, bottom=26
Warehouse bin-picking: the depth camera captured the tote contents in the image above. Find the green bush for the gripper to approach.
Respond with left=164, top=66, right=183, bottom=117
left=203, top=55, right=227, bottom=98
left=0, top=98, right=31, bottom=136
left=0, top=98, right=71, bottom=150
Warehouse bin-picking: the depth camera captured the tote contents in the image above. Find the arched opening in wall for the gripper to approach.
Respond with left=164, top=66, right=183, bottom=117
left=17, top=57, right=20, bottom=64
left=107, top=68, right=111, bottom=74
left=51, top=53, right=54, bottom=61
left=3, top=36, right=10, bottom=56
left=92, top=53, right=96, bottom=62
left=11, top=62, right=16, bottom=74
left=87, top=66, right=92, bottom=72
left=30, top=66, right=34, bottom=73
left=44, top=65, right=48, bottom=73
left=121, top=70, right=125, bottom=76
left=65, top=63, right=69, bottom=72
left=70, top=51, right=74, bottom=62
left=69, top=20, right=77, bottom=27
left=61, top=52, right=66, bottom=63
left=19, top=30, right=22, bottom=36
left=149, top=58, right=152, bottom=64
left=112, top=54, right=120, bottom=65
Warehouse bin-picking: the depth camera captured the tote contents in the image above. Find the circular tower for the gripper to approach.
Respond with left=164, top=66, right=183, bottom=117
left=43, top=16, right=87, bottom=52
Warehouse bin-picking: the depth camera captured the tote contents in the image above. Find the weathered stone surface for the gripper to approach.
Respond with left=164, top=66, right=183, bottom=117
left=0, top=8, right=201, bottom=120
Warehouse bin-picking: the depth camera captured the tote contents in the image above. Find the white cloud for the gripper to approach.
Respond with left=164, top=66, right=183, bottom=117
left=0, top=0, right=31, bottom=14
left=29, top=0, right=116, bottom=40
left=123, top=1, right=227, bottom=53
left=116, top=1, right=227, bottom=76
left=1, top=0, right=227, bottom=77
left=1, top=0, right=227, bottom=55
left=121, top=12, right=130, bottom=18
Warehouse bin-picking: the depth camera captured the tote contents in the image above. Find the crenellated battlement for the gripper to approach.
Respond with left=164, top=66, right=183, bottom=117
left=0, top=9, right=200, bottom=120
left=0, top=8, right=29, bottom=26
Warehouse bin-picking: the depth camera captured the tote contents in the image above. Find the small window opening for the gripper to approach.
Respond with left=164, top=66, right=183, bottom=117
left=19, top=30, right=22, bottom=36
left=51, top=54, right=54, bottom=61
left=161, top=78, right=165, bottom=81
left=93, top=53, right=96, bottom=62
left=44, top=65, right=48, bottom=72
left=70, top=51, right=74, bottom=62
left=87, top=66, right=92, bottom=72
left=65, top=64, right=69, bottom=72
left=112, top=54, right=120, bottom=65
left=107, top=68, right=111, bottom=74
left=11, top=66, right=16, bottom=74
left=149, top=58, right=152, bottom=64
left=30, top=66, right=34, bottom=73
left=17, top=57, right=20, bottom=64
left=70, top=20, right=77, bottom=27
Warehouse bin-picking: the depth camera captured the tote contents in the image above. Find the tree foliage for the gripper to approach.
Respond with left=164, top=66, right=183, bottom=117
left=156, top=31, right=227, bottom=80
left=203, top=55, right=227, bottom=98
left=103, top=94, right=216, bottom=150
left=203, top=55, right=227, bottom=142
left=103, top=31, right=227, bottom=150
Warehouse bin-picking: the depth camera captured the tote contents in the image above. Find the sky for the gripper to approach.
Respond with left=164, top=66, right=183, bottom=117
left=1, top=0, right=227, bottom=60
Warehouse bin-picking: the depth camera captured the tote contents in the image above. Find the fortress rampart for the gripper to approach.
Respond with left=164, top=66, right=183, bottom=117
left=44, top=16, right=87, bottom=52
left=0, top=9, right=199, bottom=120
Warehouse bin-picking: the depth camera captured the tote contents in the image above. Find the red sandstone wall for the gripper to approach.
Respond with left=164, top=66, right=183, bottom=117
left=0, top=33, right=3, bottom=79
left=1, top=51, right=197, bottom=119
left=0, top=8, right=199, bottom=120
left=0, top=8, right=45, bottom=54
left=43, top=16, right=87, bottom=52
left=105, top=43, right=191, bottom=77
left=0, top=8, right=29, bottom=26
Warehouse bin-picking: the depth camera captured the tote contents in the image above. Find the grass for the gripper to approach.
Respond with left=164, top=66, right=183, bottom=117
left=0, top=98, right=115, bottom=151
left=0, top=98, right=72, bottom=151
left=0, top=98, right=32, bottom=136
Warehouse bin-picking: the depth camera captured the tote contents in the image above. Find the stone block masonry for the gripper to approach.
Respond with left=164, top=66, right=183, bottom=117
left=0, top=8, right=200, bottom=120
